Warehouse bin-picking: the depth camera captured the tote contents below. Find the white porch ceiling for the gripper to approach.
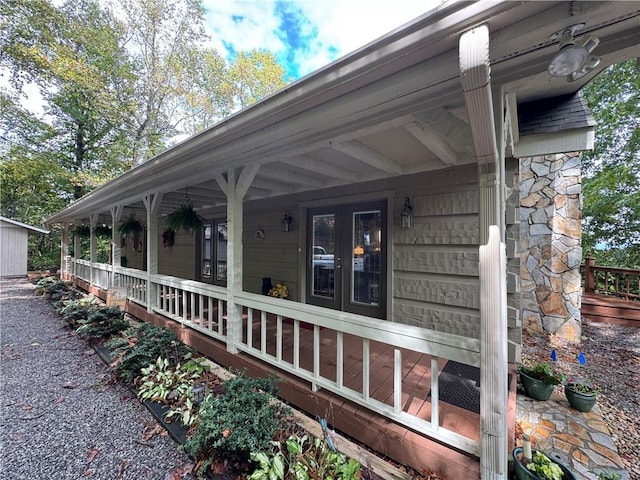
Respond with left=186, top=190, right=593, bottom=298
left=46, top=1, right=640, bottom=225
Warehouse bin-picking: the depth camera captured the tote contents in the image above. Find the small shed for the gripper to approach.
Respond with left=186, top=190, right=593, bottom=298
left=0, top=216, right=49, bottom=277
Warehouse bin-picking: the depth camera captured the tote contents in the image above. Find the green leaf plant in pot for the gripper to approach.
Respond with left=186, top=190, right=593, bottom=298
left=564, top=352, right=597, bottom=412
left=164, top=202, right=203, bottom=234
left=519, top=361, right=565, bottom=401
left=513, top=447, right=577, bottom=480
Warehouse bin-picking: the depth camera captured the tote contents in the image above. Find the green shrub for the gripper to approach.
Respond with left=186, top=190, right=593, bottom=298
left=184, top=374, right=288, bottom=474
left=58, top=297, right=98, bottom=326
left=76, top=306, right=129, bottom=339
left=250, top=434, right=360, bottom=480
left=111, top=323, right=190, bottom=384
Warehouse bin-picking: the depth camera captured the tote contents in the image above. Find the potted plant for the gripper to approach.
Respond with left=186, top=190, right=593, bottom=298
left=165, top=202, right=203, bottom=234
left=268, top=282, right=289, bottom=299
left=564, top=378, right=597, bottom=412
left=519, top=362, right=564, bottom=401
left=118, top=215, right=144, bottom=236
left=513, top=447, right=577, bottom=480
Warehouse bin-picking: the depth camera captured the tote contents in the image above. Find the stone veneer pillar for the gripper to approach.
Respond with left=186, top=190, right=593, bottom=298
left=520, top=152, right=583, bottom=342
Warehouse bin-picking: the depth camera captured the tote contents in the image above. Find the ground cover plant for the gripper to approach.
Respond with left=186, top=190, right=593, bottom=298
left=32, top=277, right=434, bottom=479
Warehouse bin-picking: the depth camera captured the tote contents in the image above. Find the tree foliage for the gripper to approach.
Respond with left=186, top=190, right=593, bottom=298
left=581, top=60, right=640, bottom=268
left=0, top=0, right=288, bottom=268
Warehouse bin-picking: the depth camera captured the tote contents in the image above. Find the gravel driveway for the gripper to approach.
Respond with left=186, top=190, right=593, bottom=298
left=0, top=278, right=195, bottom=480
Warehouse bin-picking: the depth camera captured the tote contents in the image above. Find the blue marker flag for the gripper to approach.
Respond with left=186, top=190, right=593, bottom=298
left=578, top=352, right=586, bottom=365
left=550, top=349, right=557, bottom=363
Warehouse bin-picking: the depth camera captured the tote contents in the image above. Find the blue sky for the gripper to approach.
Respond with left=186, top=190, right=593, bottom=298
left=201, top=0, right=442, bottom=80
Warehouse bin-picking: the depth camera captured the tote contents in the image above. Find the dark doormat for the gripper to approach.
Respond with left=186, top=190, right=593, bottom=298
left=435, top=361, right=482, bottom=414
left=430, top=361, right=512, bottom=415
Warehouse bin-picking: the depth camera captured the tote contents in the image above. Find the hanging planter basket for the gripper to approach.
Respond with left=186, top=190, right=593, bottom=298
left=165, top=203, right=203, bottom=234
left=118, top=215, right=144, bottom=236
left=93, top=224, right=112, bottom=237
left=75, top=225, right=91, bottom=238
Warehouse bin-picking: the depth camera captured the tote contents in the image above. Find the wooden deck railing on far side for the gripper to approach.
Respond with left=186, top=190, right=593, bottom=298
left=581, top=257, right=640, bottom=326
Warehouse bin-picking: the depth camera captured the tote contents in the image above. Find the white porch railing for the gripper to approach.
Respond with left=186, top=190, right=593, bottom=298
left=74, top=259, right=91, bottom=283
left=68, top=258, right=482, bottom=457
left=234, top=292, right=481, bottom=456
left=113, top=266, right=148, bottom=305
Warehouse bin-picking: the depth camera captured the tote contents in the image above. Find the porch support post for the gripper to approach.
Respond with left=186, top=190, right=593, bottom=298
left=89, top=213, right=98, bottom=286
left=143, top=192, right=163, bottom=313
left=218, top=164, right=260, bottom=354
left=60, top=222, right=69, bottom=280
left=460, top=25, right=507, bottom=479
left=73, top=220, right=81, bottom=279
left=111, top=205, right=124, bottom=286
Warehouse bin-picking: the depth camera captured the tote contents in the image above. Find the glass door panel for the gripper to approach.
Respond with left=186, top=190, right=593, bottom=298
left=351, top=209, right=382, bottom=306
left=311, top=213, right=336, bottom=299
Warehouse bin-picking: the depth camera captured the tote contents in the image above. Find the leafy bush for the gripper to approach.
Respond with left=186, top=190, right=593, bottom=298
left=76, top=306, right=129, bottom=339
left=34, top=276, right=61, bottom=295
left=184, top=374, right=288, bottom=474
left=110, top=323, right=190, bottom=384
left=137, top=354, right=210, bottom=403
left=250, top=434, right=360, bottom=480
left=58, top=297, right=98, bottom=326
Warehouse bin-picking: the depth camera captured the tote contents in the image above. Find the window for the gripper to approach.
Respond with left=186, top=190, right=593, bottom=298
left=200, top=219, right=227, bottom=286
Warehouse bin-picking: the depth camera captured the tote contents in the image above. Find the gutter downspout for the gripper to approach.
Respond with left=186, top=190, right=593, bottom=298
left=459, top=25, right=508, bottom=480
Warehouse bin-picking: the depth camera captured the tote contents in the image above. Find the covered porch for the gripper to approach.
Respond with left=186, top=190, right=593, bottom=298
left=46, top=2, right=640, bottom=478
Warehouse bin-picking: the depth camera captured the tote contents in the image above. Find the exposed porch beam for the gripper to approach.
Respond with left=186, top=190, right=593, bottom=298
left=403, top=120, right=459, bottom=166
left=259, top=165, right=325, bottom=188
left=332, top=140, right=402, bottom=175
left=281, top=155, right=360, bottom=182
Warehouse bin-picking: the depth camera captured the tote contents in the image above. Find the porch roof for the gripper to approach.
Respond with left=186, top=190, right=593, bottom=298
left=46, top=1, right=639, bottom=225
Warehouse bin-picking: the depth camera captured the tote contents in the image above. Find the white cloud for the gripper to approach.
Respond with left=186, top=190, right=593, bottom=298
left=200, top=0, right=442, bottom=79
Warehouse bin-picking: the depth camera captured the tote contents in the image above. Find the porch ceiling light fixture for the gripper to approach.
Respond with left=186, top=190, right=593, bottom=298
left=547, top=24, right=600, bottom=80
left=400, top=197, right=413, bottom=229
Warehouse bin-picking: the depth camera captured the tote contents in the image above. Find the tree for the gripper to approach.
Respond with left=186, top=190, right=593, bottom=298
left=1, top=0, right=136, bottom=199
left=581, top=59, right=640, bottom=268
left=113, top=0, right=208, bottom=163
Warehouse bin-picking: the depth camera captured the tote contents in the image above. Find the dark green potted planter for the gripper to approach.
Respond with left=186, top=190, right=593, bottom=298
left=518, top=362, right=564, bottom=401
left=513, top=447, right=577, bottom=480
left=564, top=383, right=597, bottom=412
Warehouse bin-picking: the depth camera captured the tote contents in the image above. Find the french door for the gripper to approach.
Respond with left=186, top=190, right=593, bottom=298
left=306, top=200, right=386, bottom=318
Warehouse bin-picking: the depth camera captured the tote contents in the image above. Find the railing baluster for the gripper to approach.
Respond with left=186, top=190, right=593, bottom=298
left=431, top=356, right=439, bottom=430
left=394, top=348, right=402, bottom=414
left=208, top=296, right=213, bottom=330
left=312, top=325, right=320, bottom=392
left=246, top=307, right=253, bottom=348
left=261, top=311, right=267, bottom=355
left=276, top=315, right=283, bottom=362
left=337, top=331, right=343, bottom=389
left=363, top=339, right=370, bottom=400
left=293, top=320, right=300, bottom=369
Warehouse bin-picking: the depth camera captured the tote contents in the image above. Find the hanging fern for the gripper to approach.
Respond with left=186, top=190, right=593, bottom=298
left=118, top=215, right=144, bottom=235
left=75, top=225, right=90, bottom=237
left=165, top=203, right=203, bottom=233
left=94, top=224, right=112, bottom=237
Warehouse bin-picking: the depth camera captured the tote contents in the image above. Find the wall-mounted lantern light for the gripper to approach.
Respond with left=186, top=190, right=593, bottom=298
left=400, top=197, right=413, bottom=229
left=282, top=213, right=293, bottom=232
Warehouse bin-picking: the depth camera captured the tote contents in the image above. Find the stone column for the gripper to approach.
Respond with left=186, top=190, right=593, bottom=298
left=520, top=152, right=582, bottom=342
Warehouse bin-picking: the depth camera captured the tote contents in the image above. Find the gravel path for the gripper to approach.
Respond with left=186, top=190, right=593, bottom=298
left=522, top=318, right=640, bottom=480
left=0, top=278, right=195, bottom=480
